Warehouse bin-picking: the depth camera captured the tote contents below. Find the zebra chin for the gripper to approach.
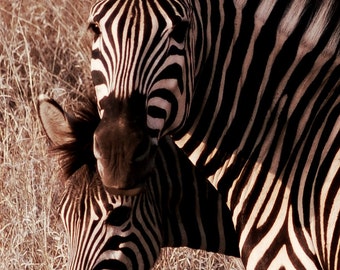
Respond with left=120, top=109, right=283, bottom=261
left=102, top=183, right=146, bottom=196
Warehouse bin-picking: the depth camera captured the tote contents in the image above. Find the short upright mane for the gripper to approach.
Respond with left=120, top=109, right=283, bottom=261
left=54, top=97, right=100, bottom=179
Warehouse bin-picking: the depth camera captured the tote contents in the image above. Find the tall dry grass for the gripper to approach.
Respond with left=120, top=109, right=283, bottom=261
left=0, top=1, right=243, bottom=269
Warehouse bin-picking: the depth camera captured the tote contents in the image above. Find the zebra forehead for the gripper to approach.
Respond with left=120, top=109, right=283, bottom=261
left=89, top=0, right=192, bottom=24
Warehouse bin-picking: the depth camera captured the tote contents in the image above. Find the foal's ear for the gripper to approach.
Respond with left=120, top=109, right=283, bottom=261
left=38, top=94, right=73, bottom=146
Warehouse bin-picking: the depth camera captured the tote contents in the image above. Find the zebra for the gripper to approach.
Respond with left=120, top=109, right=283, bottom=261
left=38, top=95, right=240, bottom=269
left=87, top=0, right=339, bottom=269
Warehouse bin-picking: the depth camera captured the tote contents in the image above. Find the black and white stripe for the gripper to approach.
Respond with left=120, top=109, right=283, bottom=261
left=174, top=1, right=339, bottom=269
left=89, top=0, right=193, bottom=141
left=86, top=0, right=339, bottom=269
left=38, top=96, right=239, bottom=270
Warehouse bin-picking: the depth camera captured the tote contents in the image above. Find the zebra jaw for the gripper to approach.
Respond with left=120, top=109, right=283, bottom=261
left=103, top=184, right=146, bottom=197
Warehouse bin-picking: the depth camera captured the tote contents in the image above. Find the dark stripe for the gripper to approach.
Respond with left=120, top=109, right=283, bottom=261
left=91, top=48, right=101, bottom=59
left=93, top=260, right=127, bottom=270
left=148, top=88, right=178, bottom=131
left=147, top=127, right=160, bottom=138
left=91, top=70, right=107, bottom=86
left=155, top=64, right=184, bottom=94
left=147, top=106, right=166, bottom=119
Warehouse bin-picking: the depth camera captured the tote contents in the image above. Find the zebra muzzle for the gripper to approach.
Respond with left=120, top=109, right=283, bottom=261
left=93, top=131, right=155, bottom=196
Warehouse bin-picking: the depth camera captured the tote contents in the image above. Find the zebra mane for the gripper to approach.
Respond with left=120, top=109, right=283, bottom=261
left=53, top=97, right=100, bottom=181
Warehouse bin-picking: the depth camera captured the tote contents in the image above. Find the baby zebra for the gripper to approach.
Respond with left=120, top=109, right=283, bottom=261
left=38, top=95, right=239, bottom=270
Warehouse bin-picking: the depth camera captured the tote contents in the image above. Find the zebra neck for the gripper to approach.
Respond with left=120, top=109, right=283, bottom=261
left=154, top=137, right=239, bottom=256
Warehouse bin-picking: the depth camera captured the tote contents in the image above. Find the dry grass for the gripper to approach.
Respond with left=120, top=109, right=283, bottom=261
left=0, top=1, right=243, bottom=269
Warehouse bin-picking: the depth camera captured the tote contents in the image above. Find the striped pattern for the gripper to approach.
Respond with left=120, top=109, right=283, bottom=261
left=90, top=0, right=340, bottom=269
left=89, top=0, right=194, bottom=140
left=87, top=0, right=339, bottom=269
left=38, top=96, right=239, bottom=270
left=59, top=138, right=239, bottom=269
left=173, top=1, right=340, bottom=269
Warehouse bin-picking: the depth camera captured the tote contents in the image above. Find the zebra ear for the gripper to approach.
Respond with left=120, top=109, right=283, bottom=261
left=38, top=94, right=73, bottom=146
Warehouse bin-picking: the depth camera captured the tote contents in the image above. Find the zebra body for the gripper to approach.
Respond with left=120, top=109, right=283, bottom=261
left=87, top=0, right=339, bottom=269
left=38, top=96, right=239, bottom=269
left=174, top=1, right=340, bottom=269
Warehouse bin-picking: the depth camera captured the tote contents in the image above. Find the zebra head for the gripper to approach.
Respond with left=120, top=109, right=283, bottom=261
left=88, top=0, right=194, bottom=183
left=38, top=95, right=240, bottom=270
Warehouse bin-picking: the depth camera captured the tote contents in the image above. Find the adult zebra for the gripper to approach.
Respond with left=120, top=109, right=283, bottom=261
left=38, top=95, right=240, bottom=269
left=87, top=0, right=339, bottom=269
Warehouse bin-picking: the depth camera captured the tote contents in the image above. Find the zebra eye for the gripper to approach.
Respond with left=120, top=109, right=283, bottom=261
left=88, top=21, right=101, bottom=38
left=170, top=20, right=189, bottom=43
